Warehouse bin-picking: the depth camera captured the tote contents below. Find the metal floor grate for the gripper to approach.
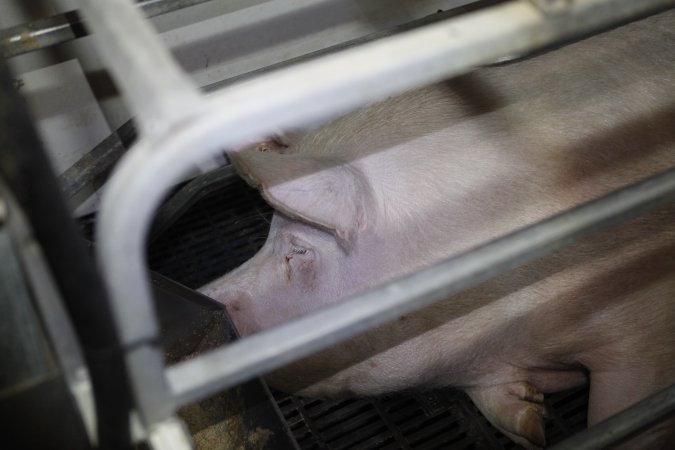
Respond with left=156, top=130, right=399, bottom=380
left=272, top=386, right=589, bottom=449
left=143, top=173, right=590, bottom=449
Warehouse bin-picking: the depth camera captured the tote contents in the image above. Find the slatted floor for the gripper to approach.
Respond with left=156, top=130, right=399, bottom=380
left=272, top=386, right=588, bottom=449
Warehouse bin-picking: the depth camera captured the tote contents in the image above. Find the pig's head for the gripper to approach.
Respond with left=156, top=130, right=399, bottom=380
left=200, top=149, right=388, bottom=339
left=199, top=149, right=414, bottom=394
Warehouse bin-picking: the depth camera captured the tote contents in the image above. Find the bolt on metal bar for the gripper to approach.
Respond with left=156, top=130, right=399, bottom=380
left=0, top=0, right=215, bottom=59
left=167, top=166, right=675, bottom=406
left=90, top=0, right=674, bottom=431
left=550, top=383, right=675, bottom=450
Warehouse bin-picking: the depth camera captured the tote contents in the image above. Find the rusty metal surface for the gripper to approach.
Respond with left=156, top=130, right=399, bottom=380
left=0, top=11, right=82, bottom=59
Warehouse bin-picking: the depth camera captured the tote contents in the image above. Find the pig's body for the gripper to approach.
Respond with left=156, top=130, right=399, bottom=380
left=201, top=11, right=675, bottom=449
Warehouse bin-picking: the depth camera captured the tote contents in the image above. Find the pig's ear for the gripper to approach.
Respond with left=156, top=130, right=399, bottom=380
left=229, top=150, right=372, bottom=250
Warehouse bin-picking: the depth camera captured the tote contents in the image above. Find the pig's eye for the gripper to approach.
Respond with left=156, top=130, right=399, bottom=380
left=288, top=236, right=312, bottom=257
left=284, top=240, right=315, bottom=285
left=284, top=243, right=312, bottom=264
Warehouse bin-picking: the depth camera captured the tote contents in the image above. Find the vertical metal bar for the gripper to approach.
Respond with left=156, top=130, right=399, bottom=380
left=0, top=207, right=56, bottom=393
left=0, top=60, right=133, bottom=450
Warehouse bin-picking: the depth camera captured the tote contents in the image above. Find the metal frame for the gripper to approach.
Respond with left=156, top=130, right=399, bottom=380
left=75, top=0, right=675, bottom=448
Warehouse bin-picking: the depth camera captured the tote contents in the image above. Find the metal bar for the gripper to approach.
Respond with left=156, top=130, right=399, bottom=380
left=167, top=166, right=675, bottom=405
left=77, top=0, right=202, bottom=135
left=0, top=0, right=215, bottom=59
left=58, top=120, right=137, bottom=204
left=0, top=11, right=83, bottom=59
left=0, top=204, right=56, bottom=395
left=2, top=184, right=97, bottom=443
left=93, top=0, right=675, bottom=427
left=202, top=0, right=502, bottom=93
left=550, top=383, right=675, bottom=450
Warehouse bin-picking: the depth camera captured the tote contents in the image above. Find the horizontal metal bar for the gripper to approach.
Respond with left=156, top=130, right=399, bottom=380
left=0, top=0, right=215, bottom=58
left=551, top=383, right=675, bottom=450
left=94, top=0, right=675, bottom=425
left=0, top=11, right=83, bottom=59
left=203, top=0, right=500, bottom=93
left=167, top=166, right=675, bottom=406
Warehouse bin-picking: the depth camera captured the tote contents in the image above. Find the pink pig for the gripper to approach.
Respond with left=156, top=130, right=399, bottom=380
left=200, top=10, right=675, bottom=449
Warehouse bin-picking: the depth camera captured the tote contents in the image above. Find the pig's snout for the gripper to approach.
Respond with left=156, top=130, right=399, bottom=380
left=211, top=288, right=250, bottom=313
left=200, top=283, right=255, bottom=330
left=223, top=293, right=264, bottom=336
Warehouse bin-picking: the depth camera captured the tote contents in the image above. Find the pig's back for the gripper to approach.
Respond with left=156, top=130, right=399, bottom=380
left=283, top=9, right=675, bottom=382
left=289, top=9, right=675, bottom=261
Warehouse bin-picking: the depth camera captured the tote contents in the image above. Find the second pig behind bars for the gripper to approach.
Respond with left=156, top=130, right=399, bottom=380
left=201, top=9, right=675, bottom=449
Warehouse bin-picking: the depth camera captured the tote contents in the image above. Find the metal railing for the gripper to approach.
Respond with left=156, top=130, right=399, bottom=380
left=72, top=0, right=675, bottom=448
